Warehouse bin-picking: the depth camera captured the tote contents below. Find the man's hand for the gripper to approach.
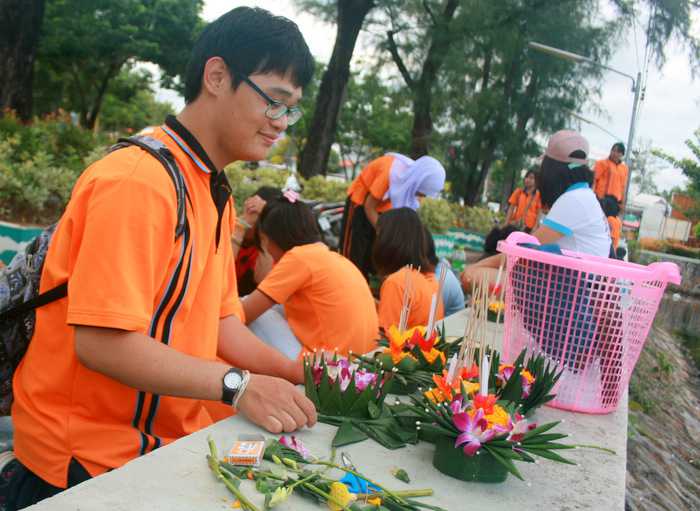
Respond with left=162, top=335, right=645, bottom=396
left=237, top=374, right=317, bottom=433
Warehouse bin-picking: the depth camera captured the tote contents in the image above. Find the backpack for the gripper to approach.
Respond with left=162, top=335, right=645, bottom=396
left=0, top=135, right=188, bottom=415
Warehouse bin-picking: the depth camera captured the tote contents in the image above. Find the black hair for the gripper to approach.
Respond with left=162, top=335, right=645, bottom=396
left=524, top=169, right=537, bottom=180
left=537, top=155, right=594, bottom=209
left=483, top=225, right=520, bottom=257
left=373, top=208, right=430, bottom=276
left=423, top=226, right=439, bottom=267
left=256, top=196, right=321, bottom=251
left=253, top=186, right=282, bottom=202
left=599, top=195, right=621, bottom=217
left=612, top=142, right=626, bottom=155
left=184, top=7, right=314, bottom=103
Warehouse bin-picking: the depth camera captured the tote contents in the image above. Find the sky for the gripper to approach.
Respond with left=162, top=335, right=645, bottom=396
left=158, top=0, right=700, bottom=193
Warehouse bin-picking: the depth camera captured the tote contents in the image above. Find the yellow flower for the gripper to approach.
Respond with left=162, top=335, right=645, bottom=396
left=484, top=404, right=510, bottom=429
left=521, top=369, right=535, bottom=384
left=462, top=381, right=480, bottom=396
left=368, top=496, right=382, bottom=506
left=488, top=300, right=505, bottom=313
left=328, top=482, right=356, bottom=511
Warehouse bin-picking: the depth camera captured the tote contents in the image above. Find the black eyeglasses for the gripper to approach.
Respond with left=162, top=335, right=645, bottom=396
left=240, top=75, right=303, bottom=126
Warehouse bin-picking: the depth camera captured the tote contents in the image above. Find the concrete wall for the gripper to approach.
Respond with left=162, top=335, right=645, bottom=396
left=638, top=249, right=700, bottom=294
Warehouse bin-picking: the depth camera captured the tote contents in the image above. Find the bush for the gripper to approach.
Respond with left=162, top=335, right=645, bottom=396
left=300, top=176, right=346, bottom=203
left=451, top=204, right=501, bottom=234
left=0, top=115, right=111, bottom=224
left=418, top=197, right=456, bottom=234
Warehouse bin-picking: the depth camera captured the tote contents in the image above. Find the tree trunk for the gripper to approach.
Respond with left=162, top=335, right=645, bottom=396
left=83, top=60, right=122, bottom=130
left=298, top=0, right=374, bottom=178
left=0, top=0, right=45, bottom=120
left=408, top=0, right=459, bottom=158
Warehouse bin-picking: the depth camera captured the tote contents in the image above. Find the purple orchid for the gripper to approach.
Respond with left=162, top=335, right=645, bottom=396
left=279, top=435, right=310, bottom=460
left=353, top=370, right=378, bottom=392
left=453, top=408, right=498, bottom=456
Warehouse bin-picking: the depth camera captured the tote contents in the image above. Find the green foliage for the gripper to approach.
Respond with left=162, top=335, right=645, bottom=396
left=98, top=67, right=175, bottom=132
left=0, top=115, right=110, bottom=223
left=301, top=176, right=347, bottom=203
left=336, top=73, right=413, bottom=178
left=417, top=198, right=456, bottom=234
left=224, top=163, right=348, bottom=212
left=654, top=128, right=700, bottom=222
left=451, top=204, right=500, bottom=234
left=34, top=0, right=203, bottom=127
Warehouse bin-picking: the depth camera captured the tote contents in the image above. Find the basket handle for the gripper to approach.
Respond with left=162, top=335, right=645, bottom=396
left=497, top=231, right=539, bottom=252
left=647, top=261, right=682, bottom=285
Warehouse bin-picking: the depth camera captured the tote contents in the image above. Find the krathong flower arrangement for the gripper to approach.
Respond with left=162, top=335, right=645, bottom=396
left=406, top=358, right=575, bottom=483
left=207, top=436, right=446, bottom=511
left=486, top=300, right=505, bottom=323
left=303, top=353, right=415, bottom=449
left=362, top=325, right=451, bottom=394
left=424, top=348, right=561, bottom=416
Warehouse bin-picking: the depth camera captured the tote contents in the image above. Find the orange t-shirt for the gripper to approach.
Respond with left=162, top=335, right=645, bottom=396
left=377, top=267, right=444, bottom=332
left=608, top=216, right=622, bottom=249
left=508, top=188, right=541, bottom=229
left=11, top=119, right=242, bottom=488
left=594, top=159, right=629, bottom=203
left=258, top=243, right=378, bottom=356
left=347, top=155, right=394, bottom=213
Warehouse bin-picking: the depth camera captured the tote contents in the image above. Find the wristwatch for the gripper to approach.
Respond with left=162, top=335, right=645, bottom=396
left=221, top=368, right=245, bottom=405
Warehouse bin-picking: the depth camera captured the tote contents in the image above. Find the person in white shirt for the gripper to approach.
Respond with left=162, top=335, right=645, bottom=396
left=461, top=130, right=610, bottom=292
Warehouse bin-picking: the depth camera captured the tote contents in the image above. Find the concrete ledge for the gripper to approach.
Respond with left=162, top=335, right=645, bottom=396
left=26, top=310, right=628, bottom=510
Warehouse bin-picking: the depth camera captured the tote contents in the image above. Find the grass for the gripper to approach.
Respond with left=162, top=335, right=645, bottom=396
left=674, top=329, right=700, bottom=372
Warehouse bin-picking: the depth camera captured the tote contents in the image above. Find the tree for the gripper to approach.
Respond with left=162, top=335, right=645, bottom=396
left=655, top=128, right=700, bottom=221
left=35, top=0, right=202, bottom=129
left=384, top=0, right=460, bottom=158
left=438, top=0, right=614, bottom=205
left=336, top=73, right=412, bottom=179
left=98, top=66, right=174, bottom=133
left=0, top=0, right=45, bottom=120
left=296, top=0, right=377, bottom=178
left=630, top=138, right=661, bottom=195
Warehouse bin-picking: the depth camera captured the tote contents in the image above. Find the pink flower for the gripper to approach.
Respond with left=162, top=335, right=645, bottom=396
left=279, top=435, right=310, bottom=459
left=354, top=370, right=377, bottom=392
left=449, top=396, right=465, bottom=414
left=496, top=364, right=515, bottom=386
left=453, top=408, right=498, bottom=456
left=507, top=413, right=536, bottom=442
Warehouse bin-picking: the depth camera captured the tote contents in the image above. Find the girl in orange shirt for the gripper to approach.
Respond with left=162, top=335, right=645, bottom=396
left=372, top=208, right=444, bottom=332
left=243, top=191, right=379, bottom=359
left=340, top=153, right=446, bottom=278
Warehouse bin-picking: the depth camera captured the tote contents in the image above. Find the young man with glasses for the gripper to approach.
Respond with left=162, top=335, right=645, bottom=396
left=2, top=7, right=316, bottom=509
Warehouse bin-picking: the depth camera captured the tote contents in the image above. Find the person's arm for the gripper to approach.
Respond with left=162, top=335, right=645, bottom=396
left=460, top=224, right=563, bottom=291
left=364, top=194, right=381, bottom=228
left=241, top=290, right=276, bottom=324
left=232, top=221, right=247, bottom=257
left=75, top=325, right=230, bottom=401
left=74, top=324, right=314, bottom=433
left=504, top=205, right=516, bottom=226
left=217, top=314, right=304, bottom=383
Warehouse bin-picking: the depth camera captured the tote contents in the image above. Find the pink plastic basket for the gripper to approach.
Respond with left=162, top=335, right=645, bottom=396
left=498, top=232, right=681, bottom=414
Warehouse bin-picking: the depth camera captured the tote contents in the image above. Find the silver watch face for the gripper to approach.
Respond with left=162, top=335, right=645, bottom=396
left=224, top=371, right=243, bottom=390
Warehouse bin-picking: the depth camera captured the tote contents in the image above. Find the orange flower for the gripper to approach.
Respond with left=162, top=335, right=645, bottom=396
left=521, top=369, right=535, bottom=384
left=473, top=394, right=497, bottom=415
left=461, top=364, right=479, bottom=380
left=422, top=348, right=446, bottom=366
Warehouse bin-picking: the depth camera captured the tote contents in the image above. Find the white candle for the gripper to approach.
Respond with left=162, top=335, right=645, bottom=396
left=446, top=354, right=458, bottom=384
left=480, top=354, right=490, bottom=397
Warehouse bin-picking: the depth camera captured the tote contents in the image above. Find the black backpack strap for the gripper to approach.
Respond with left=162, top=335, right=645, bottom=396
left=113, top=135, right=189, bottom=240
left=0, top=283, right=67, bottom=321
left=0, top=136, right=190, bottom=320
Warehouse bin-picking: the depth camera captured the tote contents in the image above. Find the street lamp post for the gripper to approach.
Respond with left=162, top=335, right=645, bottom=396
left=528, top=42, right=643, bottom=212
